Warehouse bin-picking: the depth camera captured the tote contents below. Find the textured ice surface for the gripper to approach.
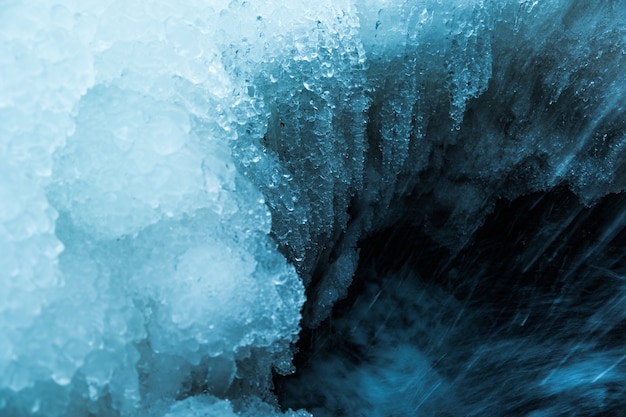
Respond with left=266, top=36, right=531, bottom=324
left=2, top=0, right=626, bottom=416
left=1, top=1, right=309, bottom=415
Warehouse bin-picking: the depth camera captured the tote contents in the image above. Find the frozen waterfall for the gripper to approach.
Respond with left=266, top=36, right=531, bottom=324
left=1, top=0, right=626, bottom=416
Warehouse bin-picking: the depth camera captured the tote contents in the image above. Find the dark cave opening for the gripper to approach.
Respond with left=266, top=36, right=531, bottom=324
left=275, top=187, right=626, bottom=416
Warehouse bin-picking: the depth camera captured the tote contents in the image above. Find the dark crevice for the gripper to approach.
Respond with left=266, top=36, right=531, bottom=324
left=275, top=187, right=626, bottom=416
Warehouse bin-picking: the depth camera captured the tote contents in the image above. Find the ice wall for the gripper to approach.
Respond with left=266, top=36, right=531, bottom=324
left=1, top=0, right=626, bottom=416
left=1, top=1, right=312, bottom=415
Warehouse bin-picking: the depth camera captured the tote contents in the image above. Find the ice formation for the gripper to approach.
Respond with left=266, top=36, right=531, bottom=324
left=1, top=0, right=626, bottom=416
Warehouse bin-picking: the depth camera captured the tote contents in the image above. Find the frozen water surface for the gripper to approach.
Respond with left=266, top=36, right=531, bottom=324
left=1, top=0, right=626, bottom=416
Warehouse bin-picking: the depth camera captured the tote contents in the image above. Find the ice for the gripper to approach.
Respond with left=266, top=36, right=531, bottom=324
left=2, top=0, right=626, bottom=416
left=2, top=1, right=307, bottom=415
left=155, top=395, right=312, bottom=417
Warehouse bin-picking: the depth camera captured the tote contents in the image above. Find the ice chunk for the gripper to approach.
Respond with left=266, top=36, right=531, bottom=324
left=48, top=85, right=204, bottom=238
left=154, top=395, right=312, bottom=417
left=2, top=1, right=307, bottom=416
